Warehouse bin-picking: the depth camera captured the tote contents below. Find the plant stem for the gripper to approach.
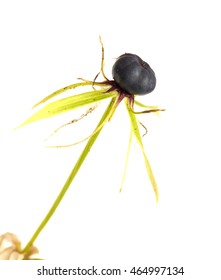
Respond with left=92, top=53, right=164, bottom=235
left=125, top=98, right=159, bottom=202
left=21, top=96, right=118, bottom=254
left=119, top=127, right=133, bottom=192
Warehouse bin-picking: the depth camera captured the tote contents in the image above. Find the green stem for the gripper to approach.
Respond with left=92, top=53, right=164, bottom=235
left=134, top=100, right=160, bottom=109
left=21, top=96, right=118, bottom=254
left=119, top=127, right=133, bottom=192
left=125, top=98, right=159, bottom=202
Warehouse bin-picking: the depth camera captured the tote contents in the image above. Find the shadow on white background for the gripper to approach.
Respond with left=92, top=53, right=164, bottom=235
left=0, top=0, right=220, bottom=279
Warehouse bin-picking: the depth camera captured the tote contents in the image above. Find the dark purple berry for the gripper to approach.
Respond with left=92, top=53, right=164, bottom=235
left=112, top=53, right=156, bottom=95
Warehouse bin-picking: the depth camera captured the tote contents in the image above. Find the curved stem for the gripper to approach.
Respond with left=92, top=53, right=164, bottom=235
left=99, top=36, right=109, bottom=81
left=21, top=96, right=118, bottom=254
left=134, top=100, right=160, bottom=109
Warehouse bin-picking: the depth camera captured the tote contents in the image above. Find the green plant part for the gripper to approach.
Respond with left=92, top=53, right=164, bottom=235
left=17, top=37, right=164, bottom=256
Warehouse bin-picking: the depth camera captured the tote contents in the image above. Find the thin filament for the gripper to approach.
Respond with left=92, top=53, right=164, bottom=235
left=44, top=104, right=98, bottom=141
left=46, top=93, right=120, bottom=148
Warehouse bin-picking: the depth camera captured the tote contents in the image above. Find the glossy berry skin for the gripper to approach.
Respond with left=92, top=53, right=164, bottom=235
left=112, top=53, right=156, bottom=95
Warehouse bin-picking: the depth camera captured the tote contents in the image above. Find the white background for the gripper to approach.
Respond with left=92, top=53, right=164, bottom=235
left=0, top=0, right=220, bottom=279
